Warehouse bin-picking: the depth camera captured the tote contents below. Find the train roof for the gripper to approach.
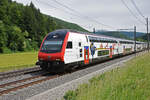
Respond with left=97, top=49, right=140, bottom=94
left=52, top=29, right=146, bottom=43
left=53, top=29, right=127, bottom=40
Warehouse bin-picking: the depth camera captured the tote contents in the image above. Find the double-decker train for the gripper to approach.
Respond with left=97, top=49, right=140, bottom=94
left=36, top=29, right=147, bottom=72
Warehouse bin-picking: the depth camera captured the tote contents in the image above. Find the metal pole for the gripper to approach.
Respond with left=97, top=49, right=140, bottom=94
left=93, top=28, right=95, bottom=33
left=146, top=17, right=149, bottom=51
left=134, top=26, right=136, bottom=53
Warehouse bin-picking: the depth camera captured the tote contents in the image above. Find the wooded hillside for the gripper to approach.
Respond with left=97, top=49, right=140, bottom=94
left=0, top=0, right=87, bottom=53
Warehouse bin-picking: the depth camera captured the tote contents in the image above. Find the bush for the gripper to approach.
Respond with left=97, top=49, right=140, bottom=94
left=24, top=40, right=33, bottom=51
left=1, top=47, right=12, bottom=53
left=63, top=90, right=77, bottom=100
left=31, top=41, right=38, bottom=50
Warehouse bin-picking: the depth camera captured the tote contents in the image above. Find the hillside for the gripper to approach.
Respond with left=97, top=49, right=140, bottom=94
left=53, top=17, right=88, bottom=32
left=95, top=30, right=130, bottom=39
left=119, top=31, right=145, bottom=39
left=96, top=30, right=146, bottom=41
left=0, top=0, right=87, bottom=53
left=138, top=34, right=150, bottom=41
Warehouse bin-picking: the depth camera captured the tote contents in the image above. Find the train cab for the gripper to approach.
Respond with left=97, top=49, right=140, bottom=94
left=37, top=30, right=69, bottom=71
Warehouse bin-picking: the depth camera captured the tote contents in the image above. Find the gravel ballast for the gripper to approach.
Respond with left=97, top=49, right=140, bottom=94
left=0, top=52, right=145, bottom=100
left=26, top=56, right=134, bottom=100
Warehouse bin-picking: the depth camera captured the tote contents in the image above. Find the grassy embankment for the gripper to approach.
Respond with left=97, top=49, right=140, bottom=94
left=64, top=52, right=150, bottom=100
left=0, top=52, right=38, bottom=72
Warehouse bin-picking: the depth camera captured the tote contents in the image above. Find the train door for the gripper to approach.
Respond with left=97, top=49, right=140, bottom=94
left=109, top=46, right=113, bottom=58
left=84, top=46, right=89, bottom=64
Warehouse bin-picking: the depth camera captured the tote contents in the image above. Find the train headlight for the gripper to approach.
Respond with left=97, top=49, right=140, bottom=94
left=56, top=59, right=60, bottom=61
left=39, top=58, right=43, bottom=61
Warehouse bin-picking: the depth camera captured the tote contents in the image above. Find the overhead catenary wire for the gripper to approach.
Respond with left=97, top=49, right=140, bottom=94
left=130, top=0, right=145, bottom=19
left=35, top=0, right=82, bottom=18
left=121, top=0, right=145, bottom=25
left=35, top=0, right=103, bottom=31
left=35, top=0, right=57, bottom=9
left=34, top=0, right=147, bottom=32
left=50, top=0, right=116, bottom=30
left=35, top=0, right=95, bottom=28
left=35, top=0, right=118, bottom=30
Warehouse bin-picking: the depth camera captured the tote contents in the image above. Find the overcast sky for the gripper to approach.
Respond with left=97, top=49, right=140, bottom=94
left=13, top=0, right=150, bottom=33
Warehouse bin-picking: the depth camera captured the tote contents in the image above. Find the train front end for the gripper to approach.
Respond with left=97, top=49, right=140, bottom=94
left=37, top=30, right=69, bottom=72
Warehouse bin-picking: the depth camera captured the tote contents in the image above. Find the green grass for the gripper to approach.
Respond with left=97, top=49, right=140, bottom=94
left=64, top=52, right=150, bottom=100
left=0, top=52, right=38, bottom=72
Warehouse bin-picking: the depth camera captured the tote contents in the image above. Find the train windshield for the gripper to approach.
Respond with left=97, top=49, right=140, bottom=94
left=41, top=40, right=63, bottom=53
left=40, top=30, right=67, bottom=53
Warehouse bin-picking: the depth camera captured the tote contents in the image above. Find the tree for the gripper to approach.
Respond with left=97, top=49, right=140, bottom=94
left=8, top=26, right=25, bottom=51
left=0, top=0, right=88, bottom=53
left=0, top=21, right=7, bottom=52
left=50, top=18, right=56, bottom=31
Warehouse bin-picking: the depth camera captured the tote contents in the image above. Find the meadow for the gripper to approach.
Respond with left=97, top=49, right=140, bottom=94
left=64, top=52, right=150, bottom=100
left=0, top=52, right=38, bottom=72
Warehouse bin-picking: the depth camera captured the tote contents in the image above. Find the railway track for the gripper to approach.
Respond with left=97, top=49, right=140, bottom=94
left=0, top=72, right=59, bottom=96
left=0, top=66, right=82, bottom=96
left=0, top=66, right=41, bottom=80
left=0, top=51, right=146, bottom=96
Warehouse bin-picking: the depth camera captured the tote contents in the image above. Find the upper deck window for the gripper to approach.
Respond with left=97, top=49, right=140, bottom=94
left=88, top=36, right=117, bottom=43
left=120, top=41, right=134, bottom=44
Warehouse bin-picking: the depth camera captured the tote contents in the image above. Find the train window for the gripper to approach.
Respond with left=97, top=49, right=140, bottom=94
left=80, top=49, right=82, bottom=52
left=98, top=50, right=109, bottom=56
left=88, top=36, right=117, bottom=43
left=66, top=41, right=72, bottom=49
left=80, top=49, right=82, bottom=57
left=79, top=42, right=81, bottom=47
left=80, top=54, right=82, bottom=57
left=120, top=41, right=134, bottom=44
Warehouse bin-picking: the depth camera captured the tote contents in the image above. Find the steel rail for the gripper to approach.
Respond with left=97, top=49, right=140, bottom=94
left=0, top=75, right=58, bottom=96
left=0, top=67, right=41, bottom=80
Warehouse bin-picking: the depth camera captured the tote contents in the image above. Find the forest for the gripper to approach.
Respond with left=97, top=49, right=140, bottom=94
left=0, top=0, right=87, bottom=53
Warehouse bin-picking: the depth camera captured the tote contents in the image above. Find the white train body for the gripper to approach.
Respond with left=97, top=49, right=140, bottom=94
left=64, top=31, right=145, bottom=64
left=38, top=29, right=146, bottom=72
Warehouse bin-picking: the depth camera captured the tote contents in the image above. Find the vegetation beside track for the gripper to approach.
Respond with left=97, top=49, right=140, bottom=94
left=64, top=52, right=150, bottom=100
left=0, top=52, right=38, bottom=72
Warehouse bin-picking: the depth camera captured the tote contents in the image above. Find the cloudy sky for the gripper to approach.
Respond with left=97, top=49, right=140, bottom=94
left=13, top=0, right=150, bottom=33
